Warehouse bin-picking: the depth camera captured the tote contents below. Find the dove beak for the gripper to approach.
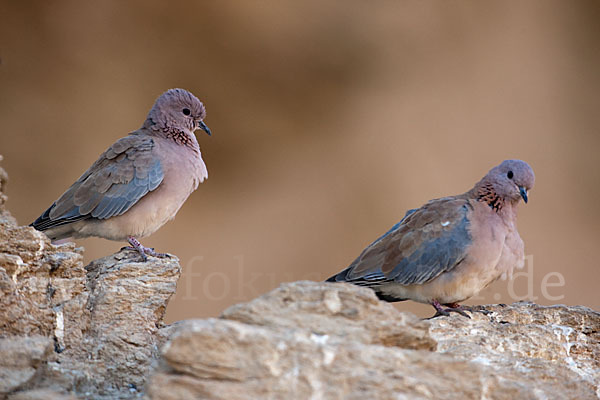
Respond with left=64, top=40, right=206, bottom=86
left=519, top=186, right=528, bottom=203
left=198, top=121, right=211, bottom=136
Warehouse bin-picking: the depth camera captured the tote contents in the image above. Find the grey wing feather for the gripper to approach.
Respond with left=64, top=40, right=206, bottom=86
left=326, top=208, right=416, bottom=284
left=327, top=200, right=472, bottom=287
left=31, top=135, right=164, bottom=231
left=386, top=212, right=470, bottom=285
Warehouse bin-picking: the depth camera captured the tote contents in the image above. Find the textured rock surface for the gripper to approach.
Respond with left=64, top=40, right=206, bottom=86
left=7, top=389, right=76, bottom=400
left=430, top=302, right=600, bottom=397
left=38, top=252, right=181, bottom=398
left=0, top=156, right=15, bottom=226
left=0, top=336, right=53, bottom=395
left=0, top=160, right=181, bottom=399
left=148, top=281, right=600, bottom=400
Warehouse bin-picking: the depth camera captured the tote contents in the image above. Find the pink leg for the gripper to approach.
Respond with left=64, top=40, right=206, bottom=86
left=124, top=236, right=170, bottom=262
left=427, top=299, right=471, bottom=319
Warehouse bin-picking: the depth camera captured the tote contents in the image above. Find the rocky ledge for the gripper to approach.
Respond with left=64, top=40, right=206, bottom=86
left=147, top=283, right=600, bottom=400
left=1, top=160, right=599, bottom=400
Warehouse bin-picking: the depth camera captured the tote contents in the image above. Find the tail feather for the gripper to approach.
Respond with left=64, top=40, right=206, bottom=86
left=30, top=203, right=88, bottom=239
left=326, top=267, right=408, bottom=303
left=325, top=267, right=350, bottom=282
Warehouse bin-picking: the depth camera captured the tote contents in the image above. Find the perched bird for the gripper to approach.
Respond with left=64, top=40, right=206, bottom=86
left=326, top=160, right=535, bottom=318
left=31, top=88, right=211, bottom=261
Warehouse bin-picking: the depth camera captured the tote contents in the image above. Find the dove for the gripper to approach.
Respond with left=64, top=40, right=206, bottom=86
left=31, top=88, right=211, bottom=261
left=326, top=160, right=535, bottom=318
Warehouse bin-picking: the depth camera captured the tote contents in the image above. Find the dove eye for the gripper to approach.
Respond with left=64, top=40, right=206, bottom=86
left=182, top=108, right=191, bottom=116
left=507, top=171, right=514, bottom=179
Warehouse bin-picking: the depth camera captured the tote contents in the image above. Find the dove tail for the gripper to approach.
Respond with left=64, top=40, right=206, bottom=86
left=325, top=267, right=351, bottom=282
left=30, top=204, right=86, bottom=240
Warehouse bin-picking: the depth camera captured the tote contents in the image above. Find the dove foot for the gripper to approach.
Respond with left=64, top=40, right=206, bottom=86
left=426, top=300, right=471, bottom=319
left=125, top=236, right=171, bottom=262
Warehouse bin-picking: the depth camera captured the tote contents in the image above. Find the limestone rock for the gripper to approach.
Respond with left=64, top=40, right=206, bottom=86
left=0, top=155, right=16, bottom=226
left=222, top=280, right=435, bottom=350
left=148, top=282, right=600, bottom=400
left=430, top=303, right=600, bottom=396
left=40, top=251, right=181, bottom=398
left=0, top=158, right=85, bottom=341
left=0, top=336, right=53, bottom=394
left=7, top=389, right=76, bottom=400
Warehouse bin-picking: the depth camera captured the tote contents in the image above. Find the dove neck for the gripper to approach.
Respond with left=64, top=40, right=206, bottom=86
left=470, top=184, right=505, bottom=212
left=142, top=119, right=200, bottom=152
left=469, top=184, right=519, bottom=221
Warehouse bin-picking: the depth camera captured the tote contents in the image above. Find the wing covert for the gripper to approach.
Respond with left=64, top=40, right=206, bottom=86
left=340, top=199, right=472, bottom=286
left=32, top=135, right=164, bottom=231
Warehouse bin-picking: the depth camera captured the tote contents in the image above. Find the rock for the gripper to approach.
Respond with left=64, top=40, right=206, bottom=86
left=430, top=303, right=600, bottom=397
left=0, top=336, right=53, bottom=394
left=39, top=252, right=181, bottom=398
left=148, top=281, right=600, bottom=400
left=7, top=389, right=76, bottom=400
left=222, top=280, right=435, bottom=350
left=0, top=155, right=16, bottom=226
left=0, top=159, right=181, bottom=399
left=0, top=158, right=85, bottom=341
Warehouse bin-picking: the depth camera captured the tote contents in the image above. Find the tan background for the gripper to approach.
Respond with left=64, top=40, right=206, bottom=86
left=1, top=1, right=598, bottom=322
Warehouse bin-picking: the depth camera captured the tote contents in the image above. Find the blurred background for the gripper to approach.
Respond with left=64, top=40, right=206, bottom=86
left=1, top=1, right=598, bottom=322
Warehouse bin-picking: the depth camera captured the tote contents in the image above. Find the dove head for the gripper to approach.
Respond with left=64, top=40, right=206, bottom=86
left=475, top=159, right=535, bottom=209
left=145, top=88, right=211, bottom=138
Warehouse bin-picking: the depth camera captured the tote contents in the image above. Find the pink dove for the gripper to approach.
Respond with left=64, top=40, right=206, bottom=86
left=327, top=160, right=535, bottom=318
left=31, top=88, right=211, bottom=261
